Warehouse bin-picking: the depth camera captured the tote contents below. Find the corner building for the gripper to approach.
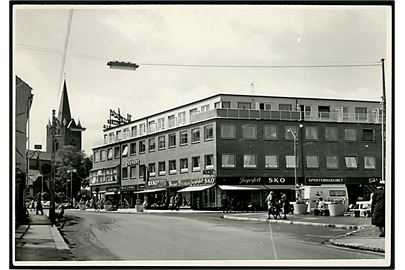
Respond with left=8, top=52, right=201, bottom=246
left=90, top=94, right=382, bottom=210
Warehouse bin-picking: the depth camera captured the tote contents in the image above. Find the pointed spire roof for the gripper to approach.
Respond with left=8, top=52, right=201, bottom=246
left=57, top=80, right=72, bottom=124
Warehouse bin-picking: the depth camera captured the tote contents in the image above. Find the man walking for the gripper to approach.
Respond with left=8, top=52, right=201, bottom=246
left=371, top=182, right=385, bottom=237
left=36, top=196, right=43, bottom=215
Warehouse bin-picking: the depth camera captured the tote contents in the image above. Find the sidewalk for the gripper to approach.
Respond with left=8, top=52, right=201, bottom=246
left=14, top=210, right=74, bottom=262
left=223, top=211, right=385, bottom=253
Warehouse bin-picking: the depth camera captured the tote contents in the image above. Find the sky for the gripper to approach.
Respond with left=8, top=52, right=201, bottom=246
left=12, top=4, right=392, bottom=155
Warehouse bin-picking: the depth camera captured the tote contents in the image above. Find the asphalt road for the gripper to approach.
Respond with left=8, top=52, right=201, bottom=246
left=60, top=211, right=383, bottom=261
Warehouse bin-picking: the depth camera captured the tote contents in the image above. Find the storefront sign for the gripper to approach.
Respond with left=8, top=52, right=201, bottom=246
left=305, top=178, right=345, bottom=184
left=146, top=179, right=167, bottom=188
left=126, top=159, right=140, bottom=166
left=106, top=187, right=119, bottom=192
left=238, top=177, right=295, bottom=185
left=346, top=177, right=382, bottom=185
left=239, top=177, right=262, bottom=184
left=168, top=180, right=191, bottom=187
left=120, top=185, right=136, bottom=191
left=190, top=177, right=216, bottom=186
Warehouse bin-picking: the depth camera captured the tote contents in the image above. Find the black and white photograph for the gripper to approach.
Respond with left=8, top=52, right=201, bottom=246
left=10, top=2, right=393, bottom=268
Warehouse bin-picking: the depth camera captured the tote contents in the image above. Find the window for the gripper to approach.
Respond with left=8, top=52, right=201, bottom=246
left=100, top=150, right=106, bottom=161
left=243, top=155, right=257, bottom=168
left=169, top=160, right=177, bottom=174
left=342, top=107, right=349, bottom=119
left=180, top=131, right=188, bottom=145
left=326, top=156, right=339, bottom=169
left=201, top=105, right=210, bottom=112
left=364, top=156, right=376, bottom=169
left=122, top=167, right=128, bottom=179
left=178, top=111, right=186, bottom=125
left=344, top=128, right=357, bottom=141
left=107, top=148, right=113, bottom=160
left=345, top=156, right=358, bottom=168
left=214, top=102, right=221, bottom=108
left=306, top=156, right=319, bottom=168
left=264, top=126, right=278, bottom=140
left=158, top=162, right=166, bottom=175
left=221, top=123, right=236, bottom=139
left=362, top=129, right=375, bottom=141
left=158, top=118, right=165, bottom=130
left=325, top=127, right=338, bottom=141
left=242, top=124, right=257, bottom=139
left=168, top=115, right=176, bottom=128
left=190, top=108, right=198, bottom=121
left=139, top=165, right=145, bottom=179
left=139, top=123, right=146, bottom=135
left=103, top=134, right=107, bottom=144
left=149, top=138, right=156, bottom=152
left=114, top=146, right=120, bottom=159
left=285, top=126, right=298, bottom=141
left=204, top=125, right=214, bottom=141
left=94, top=151, right=99, bottom=162
left=279, top=104, right=292, bottom=111
left=168, top=133, right=176, bottom=148
left=222, top=102, right=231, bottom=109
left=116, top=130, right=121, bottom=140
left=305, top=127, right=318, bottom=140
left=139, top=140, right=146, bottom=153
left=222, top=154, right=235, bottom=168
left=158, top=136, right=165, bottom=150
left=192, top=128, right=200, bottom=143
left=286, top=156, right=297, bottom=168
left=330, top=190, right=346, bottom=197
left=130, top=143, right=136, bottom=155
left=148, top=120, right=156, bottom=133
left=318, top=106, right=330, bottom=119
left=304, top=105, right=311, bottom=117
left=180, top=158, right=188, bottom=173
left=355, top=107, right=367, bottom=120
left=238, top=102, right=251, bottom=109
left=149, top=163, right=156, bottom=177
left=265, top=155, right=278, bottom=169
left=123, top=128, right=129, bottom=138
left=131, top=126, right=137, bottom=137
left=130, top=166, right=136, bottom=178
left=192, top=156, right=201, bottom=171
left=205, top=154, right=214, bottom=169
left=121, top=145, right=128, bottom=157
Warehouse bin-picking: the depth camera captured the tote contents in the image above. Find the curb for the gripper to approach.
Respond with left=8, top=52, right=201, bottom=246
left=328, top=236, right=385, bottom=253
left=50, top=226, right=70, bottom=251
left=223, top=215, right=362, bottom=230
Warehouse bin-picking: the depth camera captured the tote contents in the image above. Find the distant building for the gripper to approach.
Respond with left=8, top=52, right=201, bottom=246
left=15, top=76, right=33, bottom=225
left=90, top=93, right=382, bottom=210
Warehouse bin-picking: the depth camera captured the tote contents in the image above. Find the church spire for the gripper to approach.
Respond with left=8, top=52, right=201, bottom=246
left=57, top=79, right=72, bottom=124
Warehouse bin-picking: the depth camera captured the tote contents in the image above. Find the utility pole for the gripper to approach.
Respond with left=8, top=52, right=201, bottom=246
left=381, top=58, right=386, bottom=183
left=49, top=110, right=56, bottom=225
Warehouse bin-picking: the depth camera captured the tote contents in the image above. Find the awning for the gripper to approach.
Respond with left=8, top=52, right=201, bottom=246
left=134, top=188, right=167, bottom=194
left=263, top=185, right=295, bottom=190
left=218, top=185, right=266, bottom=191
left=177, top=184, right=215, bottom=193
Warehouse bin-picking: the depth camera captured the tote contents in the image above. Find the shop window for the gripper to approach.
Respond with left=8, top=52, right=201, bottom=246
left=107, top=148, right=113, bottom=160
left=158, top=162, right=166, bottom=176
left=306, top=156, right=319, bottom=168
left=180, top=158, right=188, bottom=173
left=305, top=127, right=318, bottom=140
left=242, top=124, right=257, bottom=139
left=364, top=156, right=376, bottom=169
left=286, top=156, right=297, bottom=168
left=94, top=151, right=99, bottom=163
left=345, top=156, right=358, bottom=168
left=243, top=154, right=257, bottom=168
left=100, top=150, right=106, bottom=161
left=149, top=138, right=156, bottom=152
left=180, top=131, right=188, bottom=145
left=238, top=102, right=251, bottom=109
left=130, top=166, right=136, bottom=178
left=222, top=154, right=235, bottom=168
left=169, top=160, right=177, bottom=174
left=121, top=145, right=128, bottom=157
left=158, top=136, right=165, bottom=150
left=204, top=125, right=214, bottom=141
left=264, top=125, right=278, bottom=140
left=362, top=129, right=375, bottom=141
left=326, top=156, right=339, bottom=169
left=192, top=128, right=200, bottom=143
left=139, top=140, right=146, bottom=153
left=325, top=127, right=338, bottom=141
left=192, top=156, right=201, bottom=172
left=344, top=128, right=357, bottom=141
left=122, top=167, right=128, bottom=179
left=285, top=126, right=298, bottom=141
left=114, top=146, right=120, bottom=159
left=149, top=163, right=156, bottom=177
left=279, top=104, right=292, bottom=111
left=130, top=143, right=136, bottom=155
left=205, top=154, right=214, bottom=170
left=265, top=155, right=278, bottom=169
left=221, top=123, right=236, bottom=139
left=169, top=133, right=176, bottom=148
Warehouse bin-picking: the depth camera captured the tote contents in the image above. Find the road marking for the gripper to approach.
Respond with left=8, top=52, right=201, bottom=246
left=304, top=234, right=333, bottom=238
left=267, top=222, right=278, bottom=260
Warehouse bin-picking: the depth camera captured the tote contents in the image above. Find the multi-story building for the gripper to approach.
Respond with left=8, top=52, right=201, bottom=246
left=90, top=94, right=382, bottom=210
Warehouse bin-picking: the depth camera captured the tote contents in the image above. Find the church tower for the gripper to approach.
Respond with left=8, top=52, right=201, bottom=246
left=46, top=80, right=85, bottom=153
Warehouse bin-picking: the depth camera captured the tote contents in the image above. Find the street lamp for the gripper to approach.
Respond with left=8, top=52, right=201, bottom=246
left=287, top=123, right=304, bottom=200
left=67, top=168, right=77, bottom=207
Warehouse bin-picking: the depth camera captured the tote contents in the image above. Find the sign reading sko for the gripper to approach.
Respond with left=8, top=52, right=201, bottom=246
left=305, top=177, right=345, bottom=184
left=190, top=177, right=216, bottom=186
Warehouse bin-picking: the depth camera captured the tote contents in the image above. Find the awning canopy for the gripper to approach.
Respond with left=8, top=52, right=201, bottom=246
left=134, top=188, right=167, bottom=194
left=177, top=184, right=215, bottom=193
left=263, top=185, right=295, bottom=190
left=218, top=185, right=267, bottom=191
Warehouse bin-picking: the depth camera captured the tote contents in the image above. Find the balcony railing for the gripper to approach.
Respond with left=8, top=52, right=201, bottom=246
left=93, top=108, right=381, bottom=147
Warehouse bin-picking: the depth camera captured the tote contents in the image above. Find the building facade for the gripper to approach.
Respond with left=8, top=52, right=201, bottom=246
left=91, top=94, right=382, bottom=210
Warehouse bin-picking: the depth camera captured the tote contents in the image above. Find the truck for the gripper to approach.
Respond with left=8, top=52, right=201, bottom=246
left=297, top=185, right=349, bottom=213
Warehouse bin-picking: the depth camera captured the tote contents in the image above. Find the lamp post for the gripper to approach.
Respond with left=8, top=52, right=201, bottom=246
left=287, top=124, right=304, bottom=200
left=67, top=168, right=77, bottom=207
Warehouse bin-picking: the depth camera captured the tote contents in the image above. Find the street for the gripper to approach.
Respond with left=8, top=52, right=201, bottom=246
left=59, top=211, right=383, bottom=261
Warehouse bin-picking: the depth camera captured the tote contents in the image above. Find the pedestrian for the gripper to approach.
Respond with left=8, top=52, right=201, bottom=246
left=266, top=191, right=278, bottom=219
left=36, top=196, right=43, bottom=215
left=175, top=194, right=181, bottom=211
left=221, top=194, right=230, bottom=213
left=280, top=193, right=290, bottom=220
left=169, top=195, right=175, bottom=210
left=371, top=182, right=385, bottom=237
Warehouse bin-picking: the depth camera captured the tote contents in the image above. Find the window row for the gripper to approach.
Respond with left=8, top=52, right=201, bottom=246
left=95, top=125, right=214, bottom=162
left=220, top=124, right=377, bottom=142
left=122, top=154, right=214, bottom=179
left=221, top=154, right=378, bottom=170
